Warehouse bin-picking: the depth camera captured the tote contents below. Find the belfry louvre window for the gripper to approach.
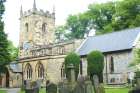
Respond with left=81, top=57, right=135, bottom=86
left=36, top=63, right=44, bottom=79
left=42, top=23, right=47, bottom=32
left=25, top=63, right=32, bottom=79
left=25, top=23, right=29, bottom=32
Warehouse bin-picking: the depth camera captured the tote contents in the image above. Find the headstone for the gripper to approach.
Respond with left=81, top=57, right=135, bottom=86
left=85, top=76, right=95, bottom=93
left=67, top=64, right=75, bottom=82
left=25, top=81, right=39, bottom=93
left=74, top=76, right=85, bottom=93
left=46, top=81, right=57, bottom=93
left=93, top=75, right=100, bottom=93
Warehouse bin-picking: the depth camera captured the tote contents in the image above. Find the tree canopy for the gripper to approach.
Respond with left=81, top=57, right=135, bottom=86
left=0, top=0, right=14, bottom=74
left=87, top=50, right=104, bottom=82
left=55, top=0, right=140, bottom=41
left=64, top=52, right=80, bottom=80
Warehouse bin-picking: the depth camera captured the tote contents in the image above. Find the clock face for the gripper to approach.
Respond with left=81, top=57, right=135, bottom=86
left=23, top=42, right=30, bottom=50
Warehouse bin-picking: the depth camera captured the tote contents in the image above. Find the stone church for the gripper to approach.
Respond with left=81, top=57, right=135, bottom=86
left=1, top=0, right=140, bottom=88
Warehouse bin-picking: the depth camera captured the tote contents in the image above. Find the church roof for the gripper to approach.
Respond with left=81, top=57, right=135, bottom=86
left=77, top=27, right=140, bottom=56
left=9, top=62, right=22, bottom=73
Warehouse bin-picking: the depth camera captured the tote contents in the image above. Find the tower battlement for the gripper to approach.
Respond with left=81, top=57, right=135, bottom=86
left=21, top=9, right=55, bottom=19
left=20, top=0, right=55, bottom=19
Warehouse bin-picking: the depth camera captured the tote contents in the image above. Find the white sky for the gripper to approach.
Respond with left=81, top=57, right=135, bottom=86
left=3, top=0, right=112, bottom=46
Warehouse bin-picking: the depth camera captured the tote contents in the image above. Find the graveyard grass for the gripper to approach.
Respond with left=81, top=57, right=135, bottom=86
left=0, top=90, right=6, bottom=93
left=105, top=88, right=129, bottom=93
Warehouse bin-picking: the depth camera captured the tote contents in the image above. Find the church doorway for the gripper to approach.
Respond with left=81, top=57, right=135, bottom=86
left=5, top=69, right=9, bottom=87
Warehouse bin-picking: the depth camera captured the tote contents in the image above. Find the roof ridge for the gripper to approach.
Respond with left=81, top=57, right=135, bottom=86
left=88, top=27, right=140, bottom=38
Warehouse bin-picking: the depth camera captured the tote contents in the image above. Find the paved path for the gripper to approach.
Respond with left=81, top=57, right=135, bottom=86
left=0, top=88, right=20, bottom=93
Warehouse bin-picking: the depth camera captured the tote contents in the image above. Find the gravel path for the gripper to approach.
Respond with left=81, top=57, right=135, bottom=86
left=5, top=88, right=20, bottom=93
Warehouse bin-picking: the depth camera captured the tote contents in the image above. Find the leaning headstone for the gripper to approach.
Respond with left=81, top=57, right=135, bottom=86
left=46, top=81, right=57, bottom=93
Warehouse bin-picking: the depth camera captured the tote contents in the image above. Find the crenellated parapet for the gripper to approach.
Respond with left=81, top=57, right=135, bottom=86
left=21, top=9, right=55, bottom=19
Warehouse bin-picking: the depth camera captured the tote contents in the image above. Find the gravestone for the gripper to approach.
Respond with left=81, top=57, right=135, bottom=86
left=129, top=72, right=140, bottom=93
left=58, top=64, right=95, bottom=93
left=93, top=75, right=100, bottom=93
left=85, top=76, right=95, bottom=93
left=74, top=75, right=85, bottom=93
left=93, top=75, right=105, bottom=93
left=25, top=81, right=39, bottom=93
left=46, top=81, right=57, bottom=93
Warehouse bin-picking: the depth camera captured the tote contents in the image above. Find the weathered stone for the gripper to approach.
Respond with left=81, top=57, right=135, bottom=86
left=46, top=81, right=57, bottom=93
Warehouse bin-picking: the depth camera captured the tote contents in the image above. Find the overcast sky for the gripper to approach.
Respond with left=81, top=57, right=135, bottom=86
left=3, top=0, right=112, bottom=46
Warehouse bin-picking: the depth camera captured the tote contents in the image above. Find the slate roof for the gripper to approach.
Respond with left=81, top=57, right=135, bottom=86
left=9, top=62, right=22, bottom=73
left=78, top=27, right=140, bottom=56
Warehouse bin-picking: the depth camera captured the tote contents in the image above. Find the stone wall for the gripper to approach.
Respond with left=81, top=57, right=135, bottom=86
left=20, top=40, right=83, bottom=85
left=81, top=50, right=133, bottom=84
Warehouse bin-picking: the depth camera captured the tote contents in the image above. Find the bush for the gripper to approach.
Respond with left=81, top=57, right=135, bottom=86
left=64, top=52, right=80, bottom=80
left=87, top=50, right=104, bottom=82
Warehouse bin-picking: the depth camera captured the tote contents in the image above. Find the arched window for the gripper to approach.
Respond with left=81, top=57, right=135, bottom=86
left=80, top=60, right=83, bottom=75
left=110, top=56, right=114, bottom=73
left=61, top=63, right=65, bottom=79
left=36, top=62, right=44, bottom=79
left=25, top=63, right=32, bottom=79
left=25, top=23, right=29, bottom=32
left=42, top=23, right=47, bottom=32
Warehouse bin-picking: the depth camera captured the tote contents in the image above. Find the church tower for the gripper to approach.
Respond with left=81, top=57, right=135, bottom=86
left=19, top=0, right=55, bottom=58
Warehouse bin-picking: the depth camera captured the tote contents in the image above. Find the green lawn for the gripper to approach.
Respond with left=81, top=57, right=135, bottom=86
left=19, top=87, right=129, bottom=93
left=0, top=90, right=6, bottom=93
left=105, top=88, right=129, bottom=93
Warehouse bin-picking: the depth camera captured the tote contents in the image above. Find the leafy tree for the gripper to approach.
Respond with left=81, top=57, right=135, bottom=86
left=112, top=0, right=140, bottom=31
left=66, top=13, right=91, bottom=39
left=87, top=50, right=104, bottom=83
left=87, top=1, right=116, bottom=34
left=8, top=41, right=18, bottom=61
left=55, top=26, right=67, bottom=42
left=0, top=0, right=11, bottom=74
left=64, top=52, right=80, bottom=80
left=57, top=0, right=140, bottom=40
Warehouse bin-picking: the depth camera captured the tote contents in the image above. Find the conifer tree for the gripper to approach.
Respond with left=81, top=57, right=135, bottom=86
left=0, top=0, right=11, bottom=74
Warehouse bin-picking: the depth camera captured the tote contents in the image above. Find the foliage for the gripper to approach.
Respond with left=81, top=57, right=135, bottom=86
left=0, top=0, right=12, bottom=75
left=8, top=40, right=18, bottom=61
left=105, top=88, right=129, bottom=93
left=55, top=26, right=67, bottom=42
left=87, top=50, right=104, bottom=82
left=56, top=0, right=140, bottom=40
left=65, top=13, right=91, bottom=39
left=64, top=52, right=80, bottom=80
left=135, top=71, right=140, bottom=78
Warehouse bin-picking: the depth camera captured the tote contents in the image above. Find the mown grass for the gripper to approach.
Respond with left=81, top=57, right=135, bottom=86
left=105, top=88, right=129, bottom=93
left=19, top=88, right=46, bottom=93
left=0, top=90, right=7, bottom=93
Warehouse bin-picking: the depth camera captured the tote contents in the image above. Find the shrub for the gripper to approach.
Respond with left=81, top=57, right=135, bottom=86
left=64, top=52, right=80, bottom=80
left=87, top=50, right=104, bottom=82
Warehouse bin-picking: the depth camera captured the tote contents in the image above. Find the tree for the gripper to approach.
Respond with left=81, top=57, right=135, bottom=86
left=0, top=0, right=11, bottom=74
left=65, top=13, right=91, bottom=39
left=112, top=0, right=140, bottom=31
left=87, top=50, right=104, bottom=83
left=57, top=0, right=140, bottom=39
left=55, top=26, right=67, bottom=42
left=8, top=41, right=18, bottom=61
left=64, top=52, right=80, bottom=80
